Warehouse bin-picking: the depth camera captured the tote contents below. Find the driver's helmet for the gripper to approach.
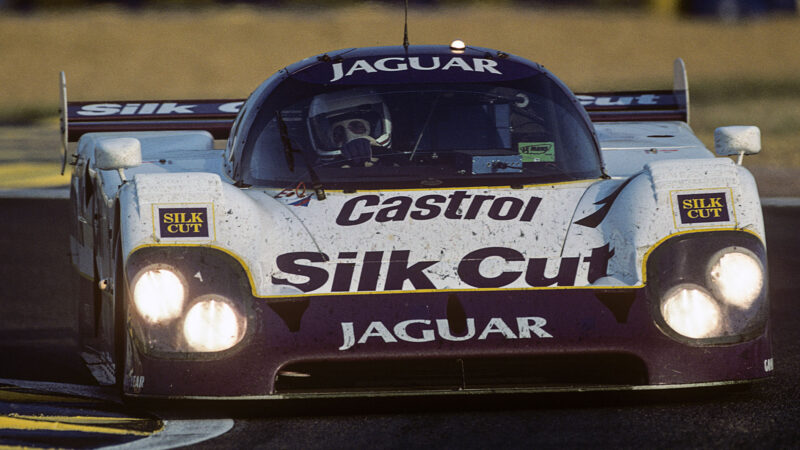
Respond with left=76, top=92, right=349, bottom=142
left=307, top=90, right=391, bottom=158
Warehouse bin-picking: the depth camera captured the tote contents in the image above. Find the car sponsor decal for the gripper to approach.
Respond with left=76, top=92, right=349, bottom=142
left=575, top=93, right=670, bottom=108
left=274, top=182, right=314, bottom=207
left=152, top=204, right=215, bottom=241
left=71, top=101, right=243, bottom=117
left=677, top=192, right=729, bottom=222
left=328, top=56, right=502, bottom=82
left=518, top=142, right=555, bottom=163
left=291, top=54, right=535, bottom=85
left=338, top=316, right=552, bottom=351
left=335, top=191, right=541, bottom=226
left=159, top=208, right=209, bottom=237
left=669, top=189, right=735, bottom=228
left=271, top=244, right=613, bottom=294
left=289, top=196, right=313, bottom=207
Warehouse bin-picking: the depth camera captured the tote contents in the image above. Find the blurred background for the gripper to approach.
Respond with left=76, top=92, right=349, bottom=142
left=1, top=0, right=798, bottom=18
left=2, top=0, right=797, bottom=19
left=0, top=0, right=798, bottom=190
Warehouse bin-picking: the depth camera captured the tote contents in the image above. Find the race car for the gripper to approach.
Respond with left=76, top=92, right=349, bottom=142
left=62, top=41, right=771, bottom=399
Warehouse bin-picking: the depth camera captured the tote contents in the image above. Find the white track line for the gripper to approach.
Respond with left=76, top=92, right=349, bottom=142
left=0, top=378, right=235, bottom=448
left=101, top=419, right=235, bottom=450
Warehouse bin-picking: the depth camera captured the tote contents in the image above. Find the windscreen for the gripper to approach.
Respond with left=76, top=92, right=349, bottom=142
left=239, top=75, right=602, bottom=190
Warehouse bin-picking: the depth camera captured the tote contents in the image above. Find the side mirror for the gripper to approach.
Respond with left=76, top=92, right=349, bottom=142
left=714, top=126, right=761, bottom=165
left=94, top=137, right=142, bottom=182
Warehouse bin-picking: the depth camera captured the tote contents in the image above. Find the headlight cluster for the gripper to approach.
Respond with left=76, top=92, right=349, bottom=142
left=647, top=232, right=767, bottom=344
left=126, top=248, right=251, bottom=356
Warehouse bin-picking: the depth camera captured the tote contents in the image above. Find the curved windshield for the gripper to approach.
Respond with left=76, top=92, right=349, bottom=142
left=240, top=76, right=601, bottom=189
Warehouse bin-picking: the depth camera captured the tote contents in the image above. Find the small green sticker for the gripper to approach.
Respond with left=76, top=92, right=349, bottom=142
left=518, top=142, right=555, bottom=162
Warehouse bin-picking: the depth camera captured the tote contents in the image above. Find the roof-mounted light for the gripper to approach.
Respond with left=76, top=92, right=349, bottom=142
left=450, top=39, right=466, bottom=53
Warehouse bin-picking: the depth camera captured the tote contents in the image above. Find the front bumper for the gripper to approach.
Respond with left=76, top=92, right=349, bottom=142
left=123, top=287, right=772, bottom=399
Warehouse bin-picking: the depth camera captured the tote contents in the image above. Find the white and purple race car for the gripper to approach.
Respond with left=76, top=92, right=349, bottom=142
left=63, top=42, right=771, bottom=399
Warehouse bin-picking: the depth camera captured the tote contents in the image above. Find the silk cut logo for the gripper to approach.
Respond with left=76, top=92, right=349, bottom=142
left=677, top=192, right=730, bottom=224
left=159, top=207, right=209, bottom=238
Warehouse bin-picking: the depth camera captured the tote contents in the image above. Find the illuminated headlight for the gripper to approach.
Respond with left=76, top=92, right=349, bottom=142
left=661, top=285, right=721, bottom=339
left=183, top=295, right=246, bottom=352
left=132, top=266, right=185, bottom=324
left=708, top=249, right=764, bottom=309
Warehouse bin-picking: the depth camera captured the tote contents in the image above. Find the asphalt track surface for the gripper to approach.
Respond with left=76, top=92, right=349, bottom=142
left=1, top=196, right=799, bottom=448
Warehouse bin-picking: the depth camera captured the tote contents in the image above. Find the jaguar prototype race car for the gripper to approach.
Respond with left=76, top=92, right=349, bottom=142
left=62, top=42, right=771, bottom=399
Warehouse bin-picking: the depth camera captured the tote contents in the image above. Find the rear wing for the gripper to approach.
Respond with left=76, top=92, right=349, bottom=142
left=57, top=59, right=689, bottom=170
left=57, top=72, right=243, bottom=174
left=63, top=98, right=243, bottom=142
left=578, top=58, right=690, bottom=123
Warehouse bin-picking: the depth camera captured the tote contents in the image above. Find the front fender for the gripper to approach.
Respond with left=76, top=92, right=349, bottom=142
left=118, top=173, right=314, bottom=298
left=563, top=157, right=765, bottom=287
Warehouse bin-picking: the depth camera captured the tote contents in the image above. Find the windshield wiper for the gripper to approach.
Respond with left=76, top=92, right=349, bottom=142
left=409, top=94, right=440, bottom=161
left=276, top=110, right=326, bottom=200
left=276, top=110, right=296, bottom=172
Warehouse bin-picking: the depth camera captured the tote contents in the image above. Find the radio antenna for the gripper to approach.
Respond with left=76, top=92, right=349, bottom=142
left=403, top=0, right=409, bottom=49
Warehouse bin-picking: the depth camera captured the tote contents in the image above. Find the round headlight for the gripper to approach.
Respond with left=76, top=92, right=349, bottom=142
left=132, top=266, right=185, bottom=324
left=709, top=249, right=764, bottom=309
left=183, top=296, right=245, bottom=352
left=661, top=285, right=721, bottom=339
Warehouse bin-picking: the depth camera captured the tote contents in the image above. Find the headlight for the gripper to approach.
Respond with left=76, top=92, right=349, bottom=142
left=132, top=266, right=186, bottom=324
left=183, top=295, right=246, bottom=352
left=661, top=285, right=721, bottom=339
left=646, top=231, right=768, bottom=344
left=708, top=249, right=764, bottom=309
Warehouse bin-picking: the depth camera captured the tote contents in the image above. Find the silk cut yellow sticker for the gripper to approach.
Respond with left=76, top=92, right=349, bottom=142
left=152, top=203, right=215, bottom=241
left=518, top=142, right=555, bottom=162
left=669, top=188, right=736, bottom=229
